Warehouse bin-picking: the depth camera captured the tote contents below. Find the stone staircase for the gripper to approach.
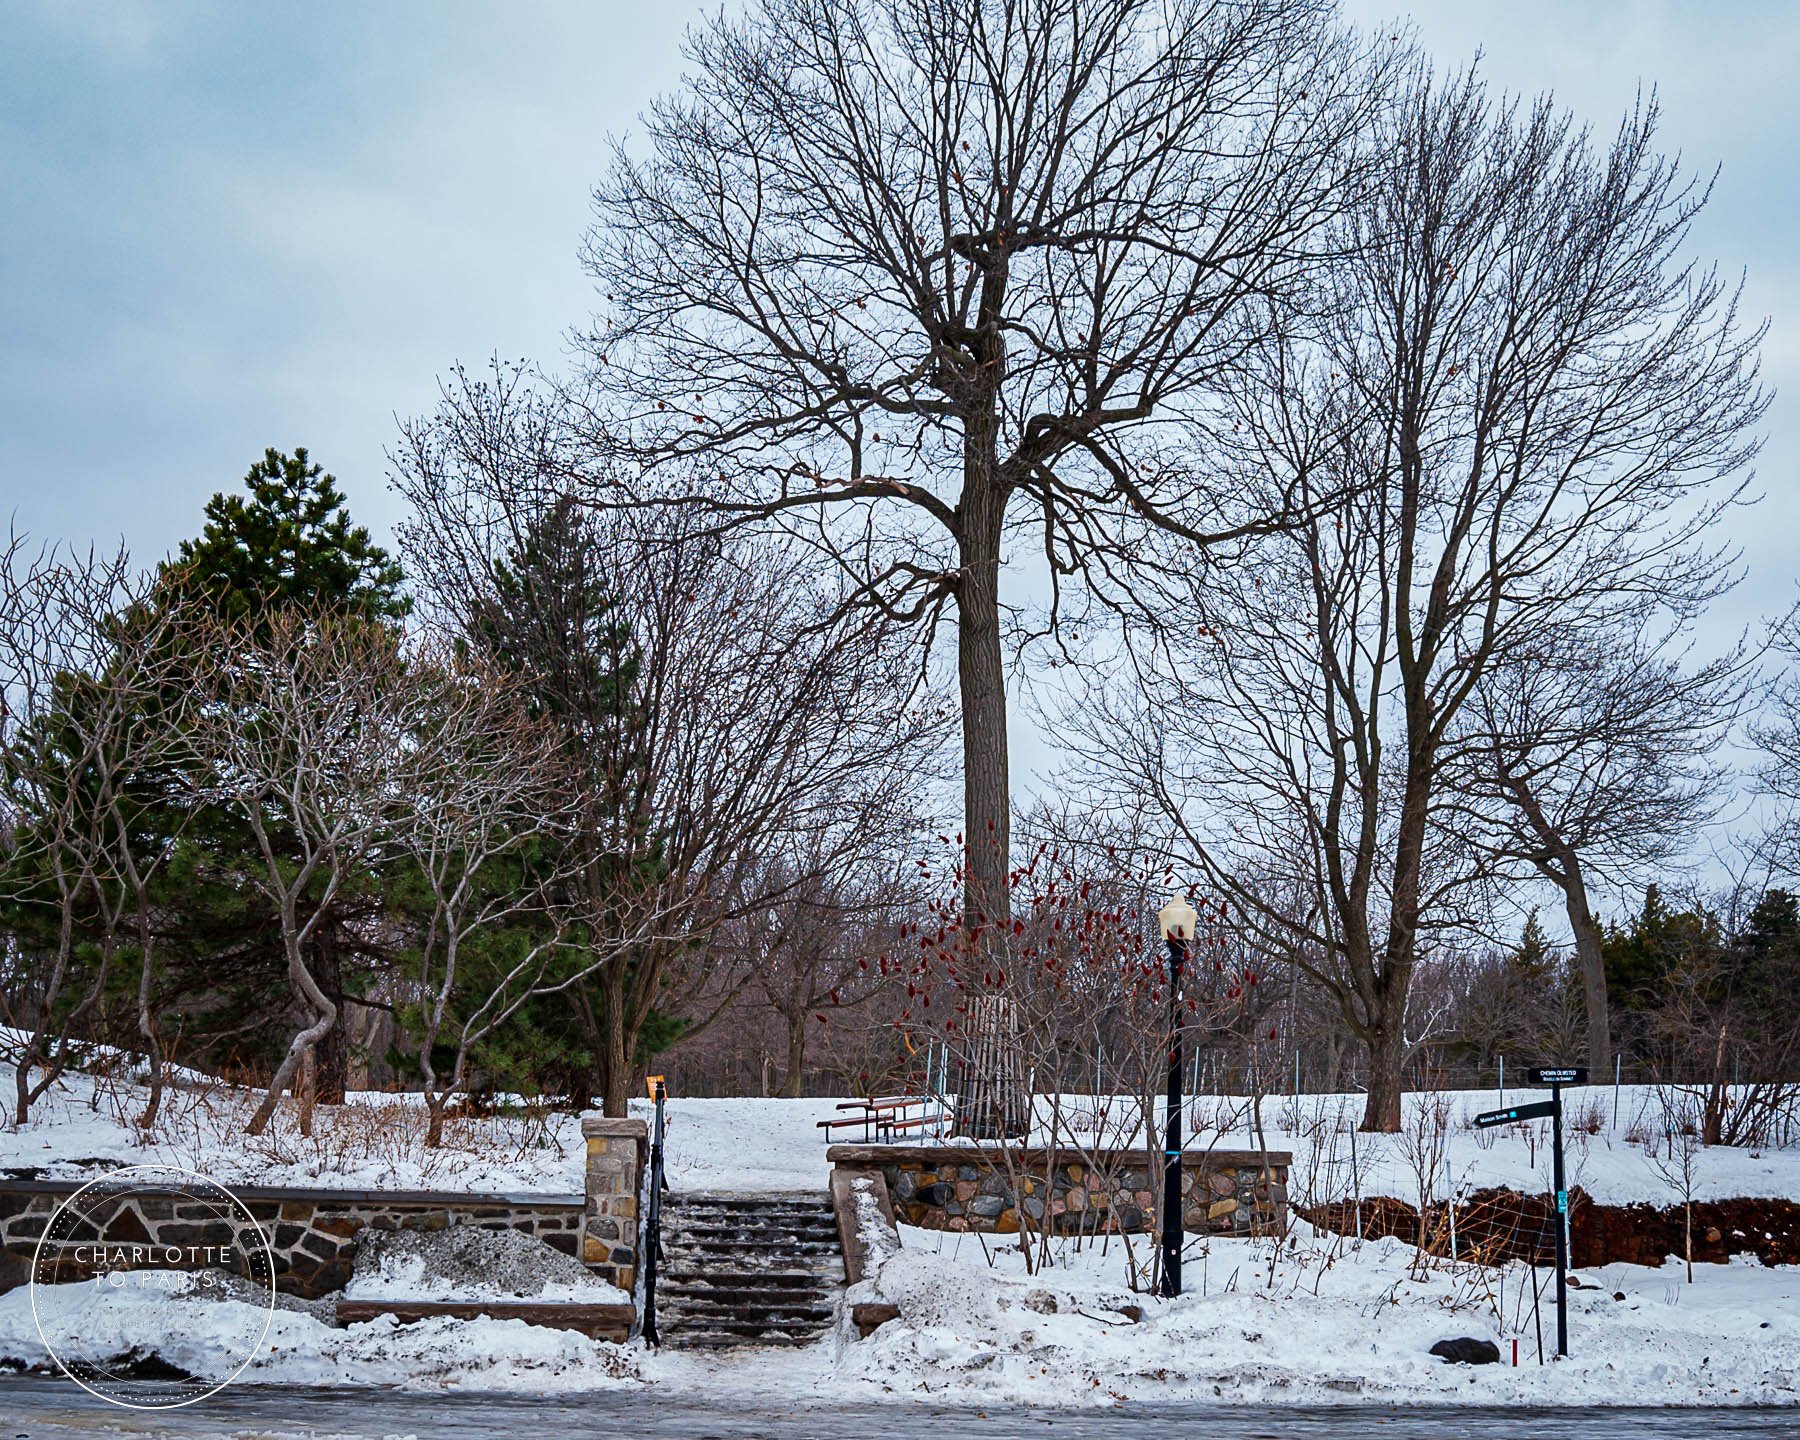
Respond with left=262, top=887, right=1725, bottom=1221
left=655, top=1191, right=843, bottom=1349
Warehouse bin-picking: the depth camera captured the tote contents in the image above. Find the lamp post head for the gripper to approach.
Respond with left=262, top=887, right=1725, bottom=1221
left=1158, top=894, right=1198, bottom=942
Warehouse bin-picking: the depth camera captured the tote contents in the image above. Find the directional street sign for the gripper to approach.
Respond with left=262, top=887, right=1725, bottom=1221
left=1485, top=1063, right=1584, bottom=1359
left=1473, top=1100, right=1557, bottom=1129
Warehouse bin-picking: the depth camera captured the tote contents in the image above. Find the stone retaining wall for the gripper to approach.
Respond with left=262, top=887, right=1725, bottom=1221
left=0, top=1181, right=583, bottom=1300
left=826, top=1143, right=1290, bottom=1238
left=0, top=1114, right=650, bottom=1316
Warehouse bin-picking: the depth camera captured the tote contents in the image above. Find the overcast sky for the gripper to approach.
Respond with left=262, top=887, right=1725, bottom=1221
left=4, top=0, right=1795, bottom=816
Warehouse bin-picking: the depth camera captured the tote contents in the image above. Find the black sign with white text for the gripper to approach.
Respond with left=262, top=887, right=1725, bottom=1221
left=1473, top=1100, right=1557, bottom=1129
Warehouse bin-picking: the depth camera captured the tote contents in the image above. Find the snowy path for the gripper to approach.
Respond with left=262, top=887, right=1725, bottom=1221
left=0, top=1380, right=1793, bottom=1439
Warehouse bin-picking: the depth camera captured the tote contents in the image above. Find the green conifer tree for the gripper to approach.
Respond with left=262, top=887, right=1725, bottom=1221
left=172, top=447, right=408, bottom=627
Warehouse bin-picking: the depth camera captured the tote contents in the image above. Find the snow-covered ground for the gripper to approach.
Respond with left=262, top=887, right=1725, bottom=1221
left=341, top=1228, right=629, bottom=1305
left=4, top=1064, right=1793, bottom=1211
left=0, top=1284, right=646, bottom=1392
left=1, top=1062, right=1795, bottom=1407
left=833, top=1220, right=1800, bottom=1407
left=1, top=1223, right=1793, bottom=1406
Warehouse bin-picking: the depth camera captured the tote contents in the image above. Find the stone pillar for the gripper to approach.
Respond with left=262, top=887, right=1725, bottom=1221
left=581, top=1114, right=647, bottom=1293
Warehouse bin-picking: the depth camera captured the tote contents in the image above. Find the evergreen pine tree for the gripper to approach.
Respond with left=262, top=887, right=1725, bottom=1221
left=1512, top=909, right=1557, bottom=984
left=171, top=447, right=408, bottom=626
left=460, top=496, right=686, bottom=1105
left=151, top=449, right=409, bottom=1101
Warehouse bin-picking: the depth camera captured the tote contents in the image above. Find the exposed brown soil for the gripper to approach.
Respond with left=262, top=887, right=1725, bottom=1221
left=1299, top=1188, right=1800, bottom=1269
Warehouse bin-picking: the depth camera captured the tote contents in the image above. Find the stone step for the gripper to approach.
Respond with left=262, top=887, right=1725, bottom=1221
left=662, top=1275, right=835, bottom=1296
left=664, top=1214, right=839, bottom=1231
left=669, top=1231, right=842, bottom=1252
left=664, top=1242, right=842, bottom=1262
left=650, top=1191, right=842, bottom=1351
left=666, top=1328, right=827, bottom=1350
left=664, top=1228, right=839, bottom=1247
left=662, top=1269, right=837, bottom=1289
left=658, top=1317, right=831, bottom=1339
left=662, top=1296, right=828, bottom=1317
left=663, top=1226, right=838, bottom=1242
left=662, top=1296, right=835, bottom=1317
left=664, top=1215, right=836, bottom=1233
left=664, top=1275, right=837, bottom=1292
left=663, top=1302, right=834, bottom=1325
left=667, top=1198, right=834, bottom=1211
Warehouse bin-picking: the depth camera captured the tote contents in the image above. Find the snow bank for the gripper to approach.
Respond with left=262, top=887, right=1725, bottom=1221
left=0, top=1231, right=1793, bottom=1406
left=0, top=1283, right=643, bottom=1392
left=828, top=1222, right=1800, bottom=1407
left=2, top=1062, right=1794, bottom=1213
left=344, top=1228, right=627, bottom=1304
left=0, top=1064, right=844, bottom=1196
left=3, top=1048, right=1794, bottom=1405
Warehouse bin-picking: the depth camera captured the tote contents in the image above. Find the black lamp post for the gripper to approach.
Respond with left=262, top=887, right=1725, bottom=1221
left=1157, top=893, right=1198, bottom=1299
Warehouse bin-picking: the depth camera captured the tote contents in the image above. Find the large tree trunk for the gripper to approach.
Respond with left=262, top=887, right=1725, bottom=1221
left=1361, top=746, right=1429, bottom=1132
left=601, top=1013, right=632, bottom=1117
left=311, top=923, right=348, bottom=1105
left=595, top=963, right=634, bottom=1117
left=1361, top=1006, right=1408, bottom=1133
left=956, top=472, right=1010, bottom=937
left=1558, top=859, right=1614, bottom=1077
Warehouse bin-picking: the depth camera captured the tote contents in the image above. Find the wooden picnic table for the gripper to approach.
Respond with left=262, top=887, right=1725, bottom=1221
left=817, top=1094, right=950, bottom=1142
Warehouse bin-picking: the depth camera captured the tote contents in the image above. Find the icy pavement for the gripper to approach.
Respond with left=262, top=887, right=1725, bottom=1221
left=0, top=1378, right=1795, bottom=1440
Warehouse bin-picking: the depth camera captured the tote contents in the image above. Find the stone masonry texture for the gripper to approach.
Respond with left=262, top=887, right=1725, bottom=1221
left=580, top=1113, right=648, bottom=1295
left=0, top=1182, right=583, bottom=1300
left=825, top=1144, right=1290, bottom=1238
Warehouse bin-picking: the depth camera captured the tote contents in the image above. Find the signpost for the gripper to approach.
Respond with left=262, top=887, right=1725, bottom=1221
left=1475, top=1066, right=1588, bottom=1358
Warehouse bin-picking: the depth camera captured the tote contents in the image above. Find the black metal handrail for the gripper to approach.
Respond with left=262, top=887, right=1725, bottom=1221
left=641, top=1079, right=667, bottom=1347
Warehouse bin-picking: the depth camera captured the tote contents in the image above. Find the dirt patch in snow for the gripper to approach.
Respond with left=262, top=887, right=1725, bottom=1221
left=1302, top=1189, right=1800, bottom=1268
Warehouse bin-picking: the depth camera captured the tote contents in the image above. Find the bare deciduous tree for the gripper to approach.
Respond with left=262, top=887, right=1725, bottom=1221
left=189, top=611, right=414, bottom=1137
left=394, top=371, right=949, bottom=1114
left=576, top=0, right=1392, bottom=932
left=715, top=846, right=921, bottom=1098
left=1646, top=1084, right=1705, bottom=1282
left=1456, top=615, right=1749, bottom=1074
left=1755, top=607, right=1800, bottom=879
left=1074, top=68, right=1765, bottom=1130
left=390, top=647, right=583, bottom=1146
left=0, top=541, right=196, bottom=1127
